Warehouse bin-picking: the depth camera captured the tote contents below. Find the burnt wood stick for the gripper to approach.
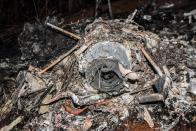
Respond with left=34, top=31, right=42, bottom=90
left=140, top=46, right=163, bottom=77
left=40, top=44, right=79, bottom=74
left=46, top=23, right=81, bottom=40
left=0, top=116, right=24, bottom=131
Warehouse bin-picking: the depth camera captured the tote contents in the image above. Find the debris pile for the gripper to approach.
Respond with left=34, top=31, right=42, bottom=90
left=0, top=4, right=196, bottom=131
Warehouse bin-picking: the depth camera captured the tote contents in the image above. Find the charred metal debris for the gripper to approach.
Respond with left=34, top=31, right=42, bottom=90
left=1, top=6, right=196, bottom=131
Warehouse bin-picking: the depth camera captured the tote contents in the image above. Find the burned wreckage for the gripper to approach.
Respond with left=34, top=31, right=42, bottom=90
left=1, top=14, right=196, bottom=130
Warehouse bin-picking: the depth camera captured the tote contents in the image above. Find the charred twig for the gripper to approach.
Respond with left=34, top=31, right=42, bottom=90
left=95, top=0, right=101, bottom=18
left=32, top=0, right=39, bottom=22
left=139, top=46, right=163, bottom=76
left=0, top=116, right=24, bottom=131
left=0, top=100, right=13, bottom=116
left=162, top=65, right=171, bottom=78
left=46, top=23, right=81, bottom=40
left=130, top=9, right=137, bottom=21
left=107, top=0, right=113, bottom=19
left=32, top=85, right=53, bottom=109
left=40, top=44, right=79, bottom=74
left=95, top=0, right=113, bottom=19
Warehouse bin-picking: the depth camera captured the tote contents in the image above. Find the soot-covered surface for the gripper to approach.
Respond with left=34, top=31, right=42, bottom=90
left=0, top=0, right=196, bottom=130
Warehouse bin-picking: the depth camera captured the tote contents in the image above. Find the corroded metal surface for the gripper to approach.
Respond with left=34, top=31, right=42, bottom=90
left=80, top=41, right=131, bottom=92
